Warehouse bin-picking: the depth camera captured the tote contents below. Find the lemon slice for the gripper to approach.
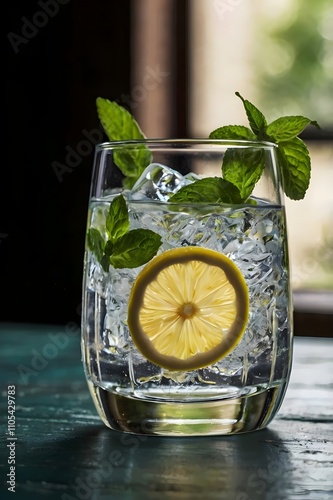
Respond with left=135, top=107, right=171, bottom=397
left=128, top=246, right=249, bottom=371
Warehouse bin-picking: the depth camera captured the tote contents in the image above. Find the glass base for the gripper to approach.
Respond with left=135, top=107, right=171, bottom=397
left=87, top=380, right=287, bottom=436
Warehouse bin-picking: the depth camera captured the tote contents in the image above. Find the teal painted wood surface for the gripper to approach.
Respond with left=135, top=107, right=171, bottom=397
left=0, top=323, right=332, bottom=500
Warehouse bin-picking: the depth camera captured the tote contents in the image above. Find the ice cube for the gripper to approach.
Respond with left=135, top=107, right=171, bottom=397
left=129, top=163, right=193, bottom=202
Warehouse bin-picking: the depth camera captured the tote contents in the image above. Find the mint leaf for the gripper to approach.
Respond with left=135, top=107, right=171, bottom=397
left=169, top=177, right=243, bottom=204
left=87, top=228, right=105, bottom=263
left=96, top=98, right=152, bottom=185
left=209, top=94, right=319, bottom=202
left=106, top=195, right=129, bottom=242
left=110, top=229, right=162, bottom=269
left=104, top=240, right=114, bottom=256
left=87, top=230, right=113, bottom=272
left=88, top=198, right=162, bottom=270
left=277, top=138, right=311, bottom=200
left=222, top=148, right=265, bottom=200
left=209, top=125, right=256, bottom=140
left=113, top=147, right=152, bottom=188
left=266, top=116, right=320, bottom=142
left=236, top=91, right=267, bottom=138
left=100, top=254, right=111, bottom=273
left=97, top=98, right=145, bottom=141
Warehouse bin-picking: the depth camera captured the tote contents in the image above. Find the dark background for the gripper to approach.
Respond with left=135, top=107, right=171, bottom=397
left=3, top=1, right=133, bottom=324
left=3, top=1, right=332, bottom=334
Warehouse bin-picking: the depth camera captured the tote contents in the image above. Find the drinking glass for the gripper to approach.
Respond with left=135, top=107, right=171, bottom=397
left=81, top=139, right=293, bottom=436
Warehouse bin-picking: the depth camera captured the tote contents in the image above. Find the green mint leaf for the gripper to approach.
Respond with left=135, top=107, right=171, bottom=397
left=100, top=254, right=111, bottom=273
left=87, top=228, right=105, bottom=263
left=88, top=196, right=162, bottom=270
left=97, top=98, right=145, bottom=141
left=235, top=91, right=267, bottom=138
left=113, top=147, right=152, bottom=187
left=96, top=98, right=152, bottom=184
left=110, top=229, right=162, bottom=269
left=266, top=116, right=320, bottom=142
left=104, top=240, right=114, bottom=256
left=169, top=177, right=244, bottom=204
left=106, top=195, right=129, bottom=242
left=209, top=125, right=256, bottom=140
left=222, top=148, right=265, bottom=200
left=277, top=138, right=311, bottom=200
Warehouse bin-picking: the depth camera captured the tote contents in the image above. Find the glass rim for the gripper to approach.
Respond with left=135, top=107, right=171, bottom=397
left=95, top=138, right=278, bottom=151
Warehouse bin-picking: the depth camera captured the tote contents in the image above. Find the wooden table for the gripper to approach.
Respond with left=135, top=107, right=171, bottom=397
left=0, top=323, right=332, bottom=499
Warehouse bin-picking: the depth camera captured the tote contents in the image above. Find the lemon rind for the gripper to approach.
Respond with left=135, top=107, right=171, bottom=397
left=127, top=246, right=249, bottom=371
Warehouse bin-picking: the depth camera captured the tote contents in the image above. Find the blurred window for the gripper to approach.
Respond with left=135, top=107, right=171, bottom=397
left=189, top=0, right=333, bottom=296
left=130, top=0, right=333, bottom=335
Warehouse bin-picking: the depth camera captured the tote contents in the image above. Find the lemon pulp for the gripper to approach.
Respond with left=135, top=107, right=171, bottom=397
left=128, top=246, right=249, bottom=371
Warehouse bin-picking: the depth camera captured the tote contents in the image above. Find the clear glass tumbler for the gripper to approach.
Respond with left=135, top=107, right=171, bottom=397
left=81, top=139, right=293, bottom=436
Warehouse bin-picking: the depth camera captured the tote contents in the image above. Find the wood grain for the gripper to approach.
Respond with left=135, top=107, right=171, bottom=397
left=0, top=324, right=332, bottom=499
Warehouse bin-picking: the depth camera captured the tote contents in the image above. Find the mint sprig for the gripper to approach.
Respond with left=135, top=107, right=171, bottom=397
left=91, top=93, right=319, bottom=270
left=87, top=195, right=162, bottom=270
left=96, top=93, right=319, bottom=202
left=96, top=98, right=152, bottom=188
left=209, top=91, right=320, bottom=200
